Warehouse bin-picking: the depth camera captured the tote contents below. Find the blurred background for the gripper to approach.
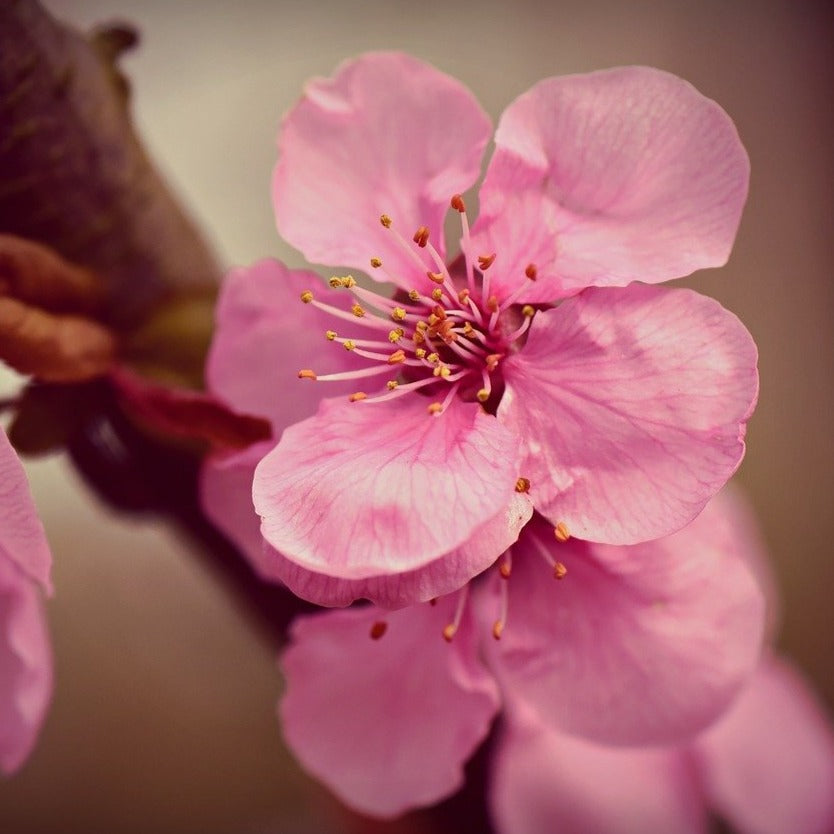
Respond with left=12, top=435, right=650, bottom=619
left=1, top=1, right=832, bottom=831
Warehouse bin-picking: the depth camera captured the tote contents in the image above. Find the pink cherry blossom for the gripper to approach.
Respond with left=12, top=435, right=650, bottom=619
left=204, top=52, right=758, bottom=606
left=278, top=488, right=766, bottom=818
left=491, top=656, right=834, bottom=834
left=0, top=428, right=53, bottom=775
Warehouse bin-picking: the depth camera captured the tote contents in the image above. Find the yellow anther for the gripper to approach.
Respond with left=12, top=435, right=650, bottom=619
left=431, top=288, right=443, bottom=301
left=428, top=313, right=440, bottom=327
left=388, top=328, right=404, bottom=343
left=391, top=307, right=407, bottom=322
left=298, top=369, right=317, bottom=380
left=343, top=340, right=356, bottom=351
left=487, top=295, right=499, bottom=313
left=386, top=380, right=399, bottom=390
left=515, top=477, right=531, bottom=494
left=415, top=320, right=428, bottom=332
left=415, top=348, right=427, bottom=359
left=442, top=623, right=457, bottom=642
left=370, top=257, right=382, bottom=268
left=325, top=330, right=337, bottom=341
left=328, top=276, right=342, bottom=288
left=349, top=392, right=367, bottom=402
left=492, top=620, right=504, bottom=640
left=433, top=365, right=451, bottom=378
left=300, top=290, right=314, bottom=303
left=427, top=402, right=443, bottom=415
left=522, top=305, right=535, bottom=317
left=341, top=275, right=357, bottom=288
left=387, top=349, right=406, bottom=364
left=478, top=253, right=496, bottom=271
left=486, top=353, right=502, bottom=371
left=427, top=352, right=439, bottom=364
left=427, top=271, right=445, bottom=284
left=369, top=621, right=387, bottom=640
left=351, top=303, right=366, bottom=318
left=554, top=521, right=570, bottom=543
left=462, top=322, right=474, bottom=336
left=525, top=263, right=538, bottom=280
left=553, top=562, right=568, bottom=580
left=458, top=288, right=471, bottom=304
left=408, top=289, right=421, bottom=301
left=476, top=388, right=490, bottom=403
left=380, top=214, right=392, bottom=228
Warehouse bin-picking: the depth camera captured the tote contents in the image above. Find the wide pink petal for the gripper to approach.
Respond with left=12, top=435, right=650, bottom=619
left=499, top=284, right=758, bottom=544
left=200, top=442, right=274, bottom=575
left=0, top=557, right=53, bottom=775
left=280, top=597, right=500, bottom=818
left=472, top=66, right=749, bottom=301
left=206, top=259, right=356, bottom=430
left=693, top=655, right=834, bottom=834
left=480, top=500, right=765, bottom=746
left=273, top=52, right=491, bottom=289
left=490, top=703, right=706, bottom=834
left=254, top=395, right=520, bottom=579
left=262, top=493, right=533, bottom=608
left=0, top=431, right=52, bottom=593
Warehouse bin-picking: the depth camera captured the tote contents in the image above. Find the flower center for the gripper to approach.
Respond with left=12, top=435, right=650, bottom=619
left=297, top=194, right=538, bottom=416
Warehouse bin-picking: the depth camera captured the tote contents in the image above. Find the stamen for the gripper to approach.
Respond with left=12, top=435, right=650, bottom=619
left=505, top=314, right=533, bottom=343
left=442, top=584, right=470, bottom=642
left=307, top=298, right=395, bottom=332
left=359, top=374, right=441, bottom=404
left=554, top=521, right=571, bottom=543
left=427, top=381, right=461, bottom=416
left=528, top=533, right=570, bottom=580
left=387, top=349, right=406, bottom=364
left=369, top=621, right=387, bottom=640
left=413, top=225, right=430, bottom=248
left=499, top=549, right=513, bottom=579
left=316, top=364, right=399, bottom=382
left=478, top=253, right=496, bottom=271
left=451, top=194, right=476, bottom=293
left=493, top=575, right=509, bottom=640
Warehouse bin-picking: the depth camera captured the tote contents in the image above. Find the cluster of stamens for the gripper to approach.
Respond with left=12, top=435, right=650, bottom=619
left=297, top=194, right=538, bottom=415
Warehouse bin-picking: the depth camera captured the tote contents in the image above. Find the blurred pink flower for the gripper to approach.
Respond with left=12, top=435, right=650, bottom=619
left=204, top=53, right=757, bottom=607
left=0, top=428, right=53, bottom=775
left=491, top=655, right=834, bottom=834
left=277, top=489, right=766, bottom=818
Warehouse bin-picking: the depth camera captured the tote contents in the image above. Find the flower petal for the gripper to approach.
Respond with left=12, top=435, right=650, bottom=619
left=480, top=501, right=765, bottom=746
left=254, top=395, right=520, bottom=579
left=0, top=557, right=53, bottom=775
left=280, top=598, right=500, bottom=818
left=499, top=284, right=758, bottom=544
left=273, top=52, right=491, bottom=289
left=472, top=66, right=749, bottom=301
left=200, top=442, right=275, bottom=575
left=693, top=656, right=834, bottom=834
left=206, top=259, right=356, bottom=430
left=490, top=703, right=705, bottom=834
left=262, top=493, right=533, bottom=608
left=0, top=430, right=52, bottom=593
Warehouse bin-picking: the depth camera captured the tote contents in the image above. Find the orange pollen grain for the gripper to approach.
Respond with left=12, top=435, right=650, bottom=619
left=450, top=194, right=466, bottom=213
left=370, top=257, right=383, bottom=268
left=431, top=288, right=444, bottom=301
left=515, top=477, right=531, bottom=493
left=522, top=305, right=536, bottom=318
left=298, top=369, right=317, bottom=380
left=387, top=349, right=406, bottom=364
left=487, top=295, right=499, bottom=313
left=478, top=253, right=496, bottom=271
left=427, top=402, right=443, bottom=415
left=553, top=562, right=568, bottom=580
left=349, top=391, right=368, bottom=402
left=486, top=353, right=502, bottom=371
left=413, top=226, right=430, bottom=248
left=458, top=288, right=471, bottom=304
left=442, top=623, right=457, bottom=642
left=477, top=388, right=490, bottom=403
left=370, top=621, right=387, bottom=640
left=300, top=290, right=314, bottom=303
left=351, top=303, right=366, bottom=318
left=391, top=307, right=407, bottom=322
left=525, top=263, right=538, bottom=280
left=427, top=271, right=445, bottom=284
left=380, top=214, right=392, bottom=228
left=492, top=620, right=504, bottom=640
left=554, top=522, right=570, bottom=543
left=499, top=562, right=512, bottom=579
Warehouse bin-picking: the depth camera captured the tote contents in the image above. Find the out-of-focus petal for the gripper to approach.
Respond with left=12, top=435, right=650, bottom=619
left=472, top=66, right=749, bottom=302
left=0, top=431, right=52, bottom=593
left=694, top=656, right=834, bottom=834
left=206, top=259, right=355, bottom=431
left=280, top=597, right=500, bottom=818
left=499, top=284, right=758, bottom=544
left=254, top=396, right=520, bottom=579
left=263, top=493, right=533, bottom=608
left=490, top=702, right=706, bottom=834
left=273, top=52, right=491, bottom=290
left=480, top=503, right=765, bottom=746
left=0, top=555, right=53, bottom=775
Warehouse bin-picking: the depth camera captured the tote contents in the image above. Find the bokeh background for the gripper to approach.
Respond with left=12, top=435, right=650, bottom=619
left=1, top=1, right=832, bottom=832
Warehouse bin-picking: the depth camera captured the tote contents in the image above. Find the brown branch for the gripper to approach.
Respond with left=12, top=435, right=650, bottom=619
left=0, top=0, right=221, bottom=332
